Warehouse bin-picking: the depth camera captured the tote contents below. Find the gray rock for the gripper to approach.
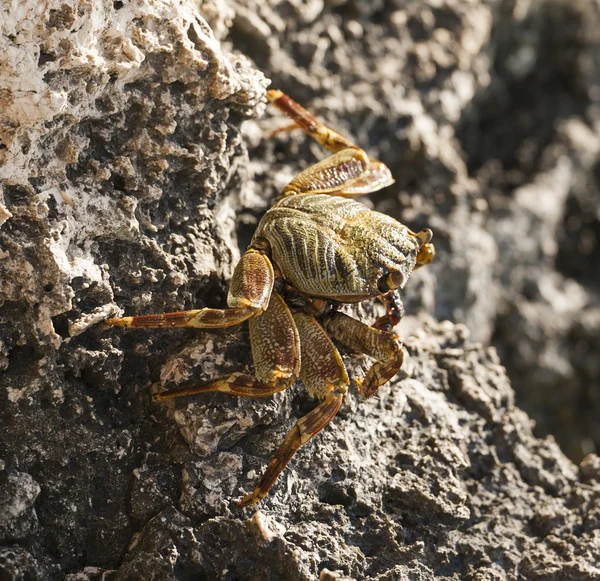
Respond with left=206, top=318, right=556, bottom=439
left=0, top=546, right=43, bottom=581
left=1, top=0, right=599, bottom=579
left=0, top=467, right=40, bottom=542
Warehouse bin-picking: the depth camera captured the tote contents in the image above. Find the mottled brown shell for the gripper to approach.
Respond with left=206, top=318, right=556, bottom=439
left=253, top=194, right=419, bottom=300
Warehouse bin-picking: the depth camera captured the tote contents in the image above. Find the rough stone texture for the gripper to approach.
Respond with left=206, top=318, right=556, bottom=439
left=456, top=0, right=600, bottom=464
left=1, top=0, right=599, bottom=580
left=232, top=0, right=600, bottom=463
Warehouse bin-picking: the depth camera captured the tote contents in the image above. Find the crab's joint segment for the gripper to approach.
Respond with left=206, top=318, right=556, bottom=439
left=323, top=311, right=404, bottom=398
left=227, top=247, right=275, bottom=310
left=280, top=148, right=393, bottom=199
left=282, top=148, right=368, bottom=197
left=338, top=159, right=395, bottom=195
left=249, top=293, right=301, bottom=381
left=293, top=312, right=350, bottom=397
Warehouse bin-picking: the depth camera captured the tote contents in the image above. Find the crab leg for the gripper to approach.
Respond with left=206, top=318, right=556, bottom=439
left=267, top=89, right=357, bottom=154
left=236, top=312, right=349, bottom=507
left=281, top=148, right=394, bottom=197
left=372, top=290, right=405, bottom=332
left=268, top=90, right=394, bottom=197
left=154, top=374, right=289, bottom=399
left=106, top=248, right=274, bottom=329
left=154, top=293, right=299, bottom=400
left=322, top=311, right=404, bottom=398
left=236, top=388, right=344, bottom=507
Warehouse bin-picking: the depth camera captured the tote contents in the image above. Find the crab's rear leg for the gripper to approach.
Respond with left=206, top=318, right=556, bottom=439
left=268, top=90, right=394, bottom=197
left=236, top=312, right=349, bottom=507
left=106, top=247, right=274, bottom=329
left=322, top=311, right=404, bottom=398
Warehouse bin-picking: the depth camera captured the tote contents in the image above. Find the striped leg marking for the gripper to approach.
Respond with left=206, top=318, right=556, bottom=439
left=236, top=312, right=349, bottom=507
left=154, top=293, right=299, bottom=401
left=322, top=311, right=404, bottom=398
left=106, top=305, right=256, bottom=329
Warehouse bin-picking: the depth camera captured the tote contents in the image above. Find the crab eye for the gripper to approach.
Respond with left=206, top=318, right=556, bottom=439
left=416, top=243, right=435, bottom=267
left=378, top=271, right=406, bottom=293
left=416, top=228, right=433, bottom=249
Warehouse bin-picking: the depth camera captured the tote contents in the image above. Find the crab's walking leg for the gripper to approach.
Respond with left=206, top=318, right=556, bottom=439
left=322, top=311, right=404, bottom=398
left=267, top=89, right=356, bottom=153
left=267, top=90, right=394, bottom=197
left=154, top=292, right=299, bottom=400
left=106, top=248, right=274, bottom=329
left=236, top=312, right=349, bottom=507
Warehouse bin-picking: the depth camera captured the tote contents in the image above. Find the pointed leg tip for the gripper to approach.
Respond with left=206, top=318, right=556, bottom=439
left=234, top=493, right=259, bottom=509
left=152, top=388, right=189, bottom=402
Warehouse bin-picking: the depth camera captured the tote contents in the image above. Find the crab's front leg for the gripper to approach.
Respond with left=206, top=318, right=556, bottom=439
left=237, top=312, right=349, bottom=507
left=107, top=245, right=274, bottom=329
left=322, top=311, right=404, bottom=398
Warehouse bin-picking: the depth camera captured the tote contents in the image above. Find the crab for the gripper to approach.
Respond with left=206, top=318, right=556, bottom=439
left=107, top=90, right=435, bottom=507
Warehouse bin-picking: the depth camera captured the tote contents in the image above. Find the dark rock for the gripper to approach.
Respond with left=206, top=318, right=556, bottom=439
left=0, top=546, right=43, bottom=581
left=1, top=0, right=599, bottom=579
left=0, top=468, right=40, bottom=542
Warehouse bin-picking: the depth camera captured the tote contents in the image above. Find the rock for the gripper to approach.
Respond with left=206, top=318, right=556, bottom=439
left=1, top=0, right=599, bottom=579
left=0, top=546, right=43, bottom=580
left=66, top=322, right=600, bottom=579
left=0, top=466, right=40, bottom=542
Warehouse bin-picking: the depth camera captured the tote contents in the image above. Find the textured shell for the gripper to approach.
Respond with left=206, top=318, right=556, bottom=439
left=253, top=194, right=419, bottom=299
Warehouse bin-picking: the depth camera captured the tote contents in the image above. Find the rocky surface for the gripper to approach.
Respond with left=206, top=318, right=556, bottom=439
left=233, top=0, right=600, bottom=463
left=1, top=0, right=599, bottom=579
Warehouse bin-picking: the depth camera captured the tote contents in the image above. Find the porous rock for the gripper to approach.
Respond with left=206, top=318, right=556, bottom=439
left=1, top=0, right=599, bottom=580
left=0, top=467, right=40, bottom=541
left=235, top=0, right=600, bottom=462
